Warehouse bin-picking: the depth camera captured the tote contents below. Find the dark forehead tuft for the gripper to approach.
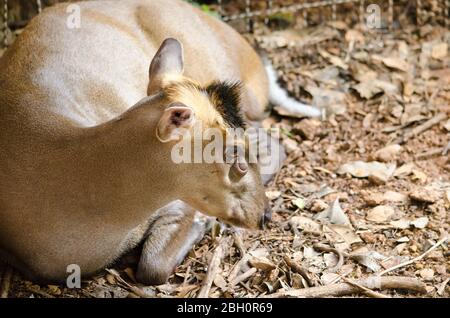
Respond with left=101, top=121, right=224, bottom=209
left=205, top=81, right=246, bottom=128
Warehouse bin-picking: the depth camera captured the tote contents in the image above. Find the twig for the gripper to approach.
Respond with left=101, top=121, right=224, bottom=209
left=0, top=265, right=13, bottom=298
left=341, top=277, right=390, bottom=298
left=105, top=269, right=154, bottom=298
left=414, top=147, right=445, bottom=159
left=228, top=253, right=251, bottom=283
left=232, top=231, right=246, bottom=256
left=229, top=268, right=257, bottom=287
left=182, top=265, right=191, bottom=286
left=397, top=113, right=447, bottom=144
left=197, top=236, right=229, bottom=298
left=437, top=278, right=449, bottom=296
left=283, top=255, right=314, bottom=287
left=328, top=267, right=353, bottom=285
left=443, top=141, right=450, bottom=156
left=267, top=276, right=426, bottom=298
left=313, top=243, right=345, bottom=273
left=378, top=236, right=448, bottom=276
left=227, top=241, right=259, bottom=282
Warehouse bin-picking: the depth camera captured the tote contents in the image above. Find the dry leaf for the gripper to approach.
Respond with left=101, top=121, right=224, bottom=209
left=383, top=191, right=408, bottom=203
left=396, top=236, right=410, bottom=243
left=282, top=138, right=299, bottom=154
left=319, top=49, right=348, bottom=70
left=373, top=55, right=409, bottom=72
left=303, top=246, right=320, bottom=259
left=411, top=217, right=429, bottom=229
left=213, top=274, right=228, bottom=290
left=248, top=257, right=276, bottom=271
left=444, top=119, right=450, bottom=132
left=266, top=190, right=281, bottom=200
left=353, top=80, right=383, bottom=99
left=47, top=285, right=62, bottom=296
left=350, top=251, right=386, bottom=272
left=310, top=199, right=328, bottom=212
left=366, top=205, right=395, bottom=223
left=249, top=248, right=269, bottom=259
left=390, top=219, right=411, bottom=229
left=362, top=191, right=384, bottom=206
left=431, top=42, right=447, bottom=60
left=323, top=253, right=339, bottom=268
left=320, top=273, right=340, bottom=285
left=419, top=268, right=435, bottom=281
left=306, top=86, right=347, bottom=115
left=371, top=144, right=402, bottom=162
left=394, top=163, right=416, bottom=177
left=445, top=190, right=450, bottom=204
left=337, top=161, right=396, bottom=180
left=411, top=169, right=428, bottom=183
left=290, top=216, right=321, bottom=233
left=292, top=118, right=321, bottom=140
left=292, top=198, right=305, bottom=209
left=315, top=198, right=350, bottom=225
left=326, top=224, right=362, bottom=247
left=410, top=188, right=440, bottom=203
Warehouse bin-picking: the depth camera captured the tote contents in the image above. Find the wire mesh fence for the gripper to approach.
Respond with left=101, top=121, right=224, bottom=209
left=1, top=0, right=449, bottom=48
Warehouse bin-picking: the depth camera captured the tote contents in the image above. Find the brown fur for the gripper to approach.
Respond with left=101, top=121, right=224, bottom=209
left=0, top=0, right=273, bottom=283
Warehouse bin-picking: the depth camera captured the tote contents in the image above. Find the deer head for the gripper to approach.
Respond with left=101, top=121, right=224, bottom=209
left=138, top=38, right=272, bottom=229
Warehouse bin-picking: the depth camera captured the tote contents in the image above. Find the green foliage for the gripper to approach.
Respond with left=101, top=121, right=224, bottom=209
left=184, top=1, right=220, bottom=19
left=281, top=127, right=294, bottom=139
left=268, top=12, right=295, bottom=24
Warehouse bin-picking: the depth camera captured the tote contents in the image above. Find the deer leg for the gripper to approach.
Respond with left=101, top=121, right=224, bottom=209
left=136, top=200, right=210, bottom=285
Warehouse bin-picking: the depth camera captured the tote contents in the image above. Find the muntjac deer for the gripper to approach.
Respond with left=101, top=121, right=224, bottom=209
left=0, top=0, right=319, bottom=285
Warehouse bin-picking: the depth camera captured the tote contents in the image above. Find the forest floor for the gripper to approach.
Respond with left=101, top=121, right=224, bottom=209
left=1, top=20, right=449, bottom=298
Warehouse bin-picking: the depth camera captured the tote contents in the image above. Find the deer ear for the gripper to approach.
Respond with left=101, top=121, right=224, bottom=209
left=156, top=103, right=195, bottom=143
left=148, top=38, right=184, bottom=95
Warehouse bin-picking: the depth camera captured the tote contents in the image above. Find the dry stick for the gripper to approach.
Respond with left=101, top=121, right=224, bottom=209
left=313, top=243, right=345, bottom=273
left=228, top=253, right=250, bottom=283
left=443, top=141, right=450, bottom=156
left=378, top=236, right=448, bottom=276
left=328, top=268, right=353, bottom=285
left=105, top=269, right=154, bottom=298
left=197, top=236, right=229, bottom=298
left=415, top=147, right=445, bottom=159
left=0, top=265, right=13, bottom=298
left=182, top=265, right=191, bottom=287
left=232, top=231, right=246, bottom=256
left=283, top=256, right=314, bottom=287
left=437, top=277, right=449, bottom=296
left=227, top=241, right=259, bottom=282
left=267, top=276, right=426, bottom=298
left=229, top=268, right=257, bottom=287
left=341, top=277, right=389, bottom=298
left=397, top=113, right=447, bottom=144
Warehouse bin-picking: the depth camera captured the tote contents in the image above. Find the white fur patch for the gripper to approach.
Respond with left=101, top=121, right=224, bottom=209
left=265, top=62, right=322, bottom=118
